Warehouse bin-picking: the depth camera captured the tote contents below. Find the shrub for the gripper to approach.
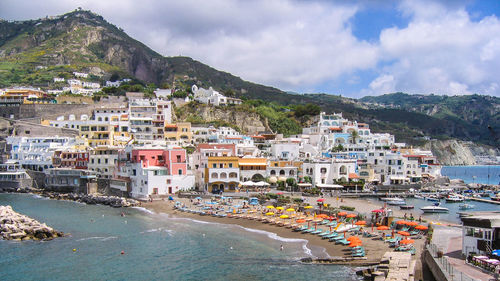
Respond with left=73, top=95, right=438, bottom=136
left=339, top=205, right=355, bottom=211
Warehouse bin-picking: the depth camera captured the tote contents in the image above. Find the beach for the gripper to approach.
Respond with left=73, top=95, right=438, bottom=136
left=142, top=194, right=429, bottom=274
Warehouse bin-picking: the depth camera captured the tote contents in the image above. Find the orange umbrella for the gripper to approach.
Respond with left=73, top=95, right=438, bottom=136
left=296, top=219, right=306, bottom=223
left=406, top=221, right=418, bottom=226
left=346, top=214, right=356, bottom=218
left=396, top=220, right=408, bottom=225
left=349, top=242, right=362, bottom=247
left=338, top=212, right=347, bottom=216
left=377, top=226, right=389, bottom=230
left=317, top=214, right=329, bottom=219
left=347, top=236, right=360, bottom=241
left=398, top=231, right=410, bottom=236
left=415, top=225, right=428, bottom=230
left=355, top=221, right=366, bottom=225
left=400, top=239, right=414, bottom=244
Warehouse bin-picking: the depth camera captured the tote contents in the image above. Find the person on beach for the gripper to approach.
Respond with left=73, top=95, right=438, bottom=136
left=280, top=245, right=283, bottom=251
left=418, top=216, right=422, bottom=223
left=404, top=213, right=407, bottom=220
left=410, top=214, right=414, bottom=221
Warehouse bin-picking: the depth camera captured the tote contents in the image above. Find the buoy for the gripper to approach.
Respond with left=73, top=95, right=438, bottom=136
left=230, top=247, right=233, bottom=250
left=121, top=251, right=125, bottom=255
left=202, top=233, right=205, bottom=237
left=73, top=249, right=77, bottom=252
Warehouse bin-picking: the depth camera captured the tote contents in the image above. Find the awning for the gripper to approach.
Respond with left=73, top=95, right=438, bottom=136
left=297, top=183, right=312, bottom=187
left=316, top=184, right=343, bottom=189
left=390, top=176, right=407, bottom=180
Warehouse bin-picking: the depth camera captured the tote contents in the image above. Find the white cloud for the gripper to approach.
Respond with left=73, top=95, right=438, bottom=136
left=364, top=0, right=500, bottom=96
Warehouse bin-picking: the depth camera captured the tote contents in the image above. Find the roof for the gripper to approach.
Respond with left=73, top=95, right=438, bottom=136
left=348, top=173, right=360, bottom=179
left=165, top=124, right=177, bottom=128
left=329, top=127, right=342, bottom=131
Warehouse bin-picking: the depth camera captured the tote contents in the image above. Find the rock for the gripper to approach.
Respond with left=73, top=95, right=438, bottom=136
left=0, top=205, right=63, bottom=241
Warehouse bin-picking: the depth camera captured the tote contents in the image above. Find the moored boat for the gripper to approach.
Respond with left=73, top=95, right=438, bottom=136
left=445, top=194, right=464, bottom=203
left=491, top=193, right=500, bottom=202
left=458, top=203, right=474, bottom=210
left=387, top=199, right=406, bottom=206
left=400, top=205, right=414, bottom=210
left=420, top=206, right=449, bottom=213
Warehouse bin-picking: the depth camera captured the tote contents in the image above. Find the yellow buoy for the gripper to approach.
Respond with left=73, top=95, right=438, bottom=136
left=73, top=249, right=77, bottom=252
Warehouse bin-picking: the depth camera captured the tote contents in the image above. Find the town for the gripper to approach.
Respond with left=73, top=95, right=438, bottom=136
left=0, top=74, right=441, bottom=201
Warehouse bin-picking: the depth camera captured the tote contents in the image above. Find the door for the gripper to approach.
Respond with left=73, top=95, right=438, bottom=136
left=168, top=187, right=172, bottom=194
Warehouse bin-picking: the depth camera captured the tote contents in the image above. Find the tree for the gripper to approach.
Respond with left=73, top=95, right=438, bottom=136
left=109, top=73, right=120, bottom=82
left=350, top=130, right=359, bottom=144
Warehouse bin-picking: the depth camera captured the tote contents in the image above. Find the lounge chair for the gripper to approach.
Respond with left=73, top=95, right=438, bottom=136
left=330, top=236, right=345, bottom=242
left=319, top=231, right=331, bottom=237
left=352, top=251, right=366, bottom=257
left=310, top=229, right=322, bottom=235
left=335, top=238, right=349, bottom=245
left=302, top=227, right=315, bottom=233
left=323, top=232, right=338, bottom=239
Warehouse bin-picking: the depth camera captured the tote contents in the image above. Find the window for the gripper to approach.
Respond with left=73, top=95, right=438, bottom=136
left=320, top=168, right=327, bottom=174
left=212, top=164, right=216, bottom=168
left=166, top=179, right=171, bottom=184
left=178, top=169, right=183, bottom=175
left=229, top=163, right=233, bottom=168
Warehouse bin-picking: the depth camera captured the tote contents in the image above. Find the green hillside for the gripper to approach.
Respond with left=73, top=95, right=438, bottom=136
left=0, top=10, right=498, bottom=146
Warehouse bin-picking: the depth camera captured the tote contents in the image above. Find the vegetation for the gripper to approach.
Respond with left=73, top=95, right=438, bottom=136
left=339, top=205, right=355, bottom=211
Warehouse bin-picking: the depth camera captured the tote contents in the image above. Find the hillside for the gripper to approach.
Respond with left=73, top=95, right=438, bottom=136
left=0, top=10, right=499, bottom=148
left=360, top=93, right=500, bottom=147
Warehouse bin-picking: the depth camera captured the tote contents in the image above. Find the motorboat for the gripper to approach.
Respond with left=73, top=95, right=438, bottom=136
left=425, top=196, right=440, bottom=202
left=459, top=203, right=474, bottom=210
left=491, top=193, right=500, bottom=202
left=400, top=205, right=414, bottom=210
left=413, top=194, right=424, bottom=199
left=420, top=206, right=449, bottom=213
left=387, top=198, right=406, bottom=206
left=445, top=194, right=464, bottom=203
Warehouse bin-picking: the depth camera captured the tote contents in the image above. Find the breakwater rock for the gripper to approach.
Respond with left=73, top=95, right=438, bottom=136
left=0, top=205, right=64, bottom=241
left=38, top=191, right=139, bottom=207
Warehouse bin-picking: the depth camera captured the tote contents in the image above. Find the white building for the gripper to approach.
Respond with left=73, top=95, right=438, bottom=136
left=302, top=159, right=357, bottom=188
left=191, top=85, right=242, bottom=106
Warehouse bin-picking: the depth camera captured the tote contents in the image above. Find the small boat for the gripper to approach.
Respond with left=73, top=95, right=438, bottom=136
left=491, top=193, right=500, bottom=202
left=387, top=199, right=406, bottom=206
left=445, top=194, right=464, bottom=203
left=421, top=206, right=449, bottom=213
left=426, top=196, right=440, bottom=202
left=413, top=194, right=424, bottom=199
left=400, top=205, right=414, bottom=210
left=459, top=203, right=474, bottom=210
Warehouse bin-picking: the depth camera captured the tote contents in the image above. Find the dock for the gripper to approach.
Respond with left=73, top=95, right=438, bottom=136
left=467, top=197, right=500, bottom=205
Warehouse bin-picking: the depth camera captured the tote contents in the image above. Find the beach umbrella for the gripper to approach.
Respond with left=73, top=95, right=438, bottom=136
left=400, top=239, right=414, bottom=245
left=276, top=192, right=284, bottom=195
left=371, top=209, right=384, bottom=213
left=316, top=214, right=328, bottom=219
left=317, top=198, right=325, bottom=202
left=377, top=226, right=389, bottom=230
left=349, top=242, right=362, bottom=247
left=266, top=205, right=275, bottom=209
left=276, top=206, right=284, bottom=210
left=296, top=219, right=306, bottom=223
left=286, top=208, right=295, bottom=212
left=338, top=212, right=347, bottom=216
left=396, top=220, right=408, bottom=225
left=347, top=236, right=360, bottom=241
left=415, top=225, right=428, bottom=230
left=280, top=215, right=289, bottom=219
left=346, top=214, right=356, bottom=218
left=304, top=206, right=313, bottom=209
left=398, top=231, right=410, bottom=236
left=266, top=212, right=275, bottom=216
left=406, top=221, right=418, bottom=226
left=355, top=221, right=366, bottom=225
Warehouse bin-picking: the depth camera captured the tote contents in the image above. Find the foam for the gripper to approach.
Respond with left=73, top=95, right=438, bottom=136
left=131, top=207, right=155, bottom=215
left=76, top=236, right=117, bottom=242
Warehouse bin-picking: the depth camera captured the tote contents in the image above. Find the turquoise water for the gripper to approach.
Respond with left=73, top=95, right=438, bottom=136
left=0, top=194, right=359, bottom=281
left=441, top=165, right=500, bottom=185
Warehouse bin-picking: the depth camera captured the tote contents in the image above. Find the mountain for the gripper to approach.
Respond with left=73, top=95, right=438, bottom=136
left=0, top=10, right=498, bottom=148
left=359, top=93, right=500, bottom=147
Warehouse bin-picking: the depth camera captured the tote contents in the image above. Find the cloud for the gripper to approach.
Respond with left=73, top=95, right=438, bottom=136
left=1, top=0, right=500, bottom=97
left=363, top=0, right=500, bottom=96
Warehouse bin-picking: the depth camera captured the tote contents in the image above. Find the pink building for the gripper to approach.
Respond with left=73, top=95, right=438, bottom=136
left=131, top=147, right=187, bottom=176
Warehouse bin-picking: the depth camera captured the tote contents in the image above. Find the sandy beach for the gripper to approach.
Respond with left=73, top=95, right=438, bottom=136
left=141, top=194, right=429, bottom=274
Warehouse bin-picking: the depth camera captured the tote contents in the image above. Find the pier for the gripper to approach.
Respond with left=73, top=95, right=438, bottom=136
left=467, top=197, right=500, bottom=205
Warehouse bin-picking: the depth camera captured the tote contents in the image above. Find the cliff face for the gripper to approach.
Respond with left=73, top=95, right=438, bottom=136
left=175, top=103, right=267, bottom=134
left=423, top=140, right=500, bottom=166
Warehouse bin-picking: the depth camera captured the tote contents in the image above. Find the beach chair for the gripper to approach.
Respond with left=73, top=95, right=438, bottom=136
left=322, top=233, right=337, bottom=239
left=409, top=230, right=419, bottom=235
left=401, top=227, right=410, bottom=232
left=352, top=251, right=366, bottom=257
left=335, top=238, right=349, bottom=245
left=319, top=230, right=331, bottom=237
left=330, top=236, right=345, bottom=242
left=327, top=221, right=337, bottom=227
left=302, top=227, right=316, bottom=233
left=294, top=225, right=308, bottom=232
left=310, top=229, right=322, bottom=235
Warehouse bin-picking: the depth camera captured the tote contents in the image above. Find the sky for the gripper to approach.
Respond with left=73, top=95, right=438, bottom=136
left=1, top=0, right=500, bottom=98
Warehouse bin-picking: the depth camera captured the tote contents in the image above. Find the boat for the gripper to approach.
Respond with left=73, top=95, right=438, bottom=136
left=425, top=196, right=440, bottom=202
left=459, top=203, right=474, bottom=210
left=413, top=194, right=424, bottom=199
left=491, top=193, right=500, bottom=202
left=386, top=198, right=406, bottom=205
left=445, top=194, right=464, bottom=203
left=420, top=206, right=449, bottom=213
left=400, top=205, right=414, bottom=210
left=335, top=224, right=356, bottom=233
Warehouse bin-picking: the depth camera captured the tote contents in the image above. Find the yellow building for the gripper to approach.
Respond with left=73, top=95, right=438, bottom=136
left=164, top=122, right=192, bottom=143
left=239, top=158, right=267, bottom=182
left=205, top=156, right=239, bottom=193
left=79, top=123, right=113, bottom=147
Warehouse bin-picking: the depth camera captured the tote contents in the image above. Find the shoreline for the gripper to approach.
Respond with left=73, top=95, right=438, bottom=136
left=141, top=197, right=427, bottom=269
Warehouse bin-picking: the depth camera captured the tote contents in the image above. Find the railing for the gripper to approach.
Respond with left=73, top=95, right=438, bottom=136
left=427, top=243, right=477, bottom=281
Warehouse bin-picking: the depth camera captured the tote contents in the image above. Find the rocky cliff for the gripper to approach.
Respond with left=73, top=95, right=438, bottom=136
left=174, top=102, right=267, bottom=134
left=423, top=140, right=500, bottom=166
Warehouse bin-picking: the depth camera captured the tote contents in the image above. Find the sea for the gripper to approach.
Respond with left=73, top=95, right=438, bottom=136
left=0, top=193, right=360, bottom=281
left=441, top=165, right=500, bottom=185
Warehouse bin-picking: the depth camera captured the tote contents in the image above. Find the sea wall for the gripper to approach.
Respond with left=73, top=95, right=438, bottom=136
left=0, top=205, right=64, bottom=241
left=38, top=191, right=139, bottom=207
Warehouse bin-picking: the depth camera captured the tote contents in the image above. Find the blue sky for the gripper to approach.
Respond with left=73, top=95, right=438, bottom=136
left=1, top=0, right=500, bottom=97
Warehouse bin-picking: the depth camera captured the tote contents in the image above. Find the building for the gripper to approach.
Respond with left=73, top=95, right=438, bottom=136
left=52, top=149, right=89, bottom=169
left=128, top=147, right=194, bottom=199
left=164, top=122, right=192, bottom=144
left=460, top=212, right=500, bottom=257
left=302, top=159, right=357, bottom=189
left=88, top=147, right=119, bottom=179
left=44, top=168, right=97, bottom=193
left=239, top=157, right=267, bottom=182
left=191, top=85, right=242, bottom=106
left=204, top=156, right=239, bottom=193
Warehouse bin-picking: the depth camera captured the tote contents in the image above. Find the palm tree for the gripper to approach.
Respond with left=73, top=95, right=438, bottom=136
left=350, top=130, right=359, bottom=144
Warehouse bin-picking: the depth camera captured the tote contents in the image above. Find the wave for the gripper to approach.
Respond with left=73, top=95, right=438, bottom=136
left=131, top=207, right=155, bottom=215
left=140, top=227, right=174, bottom=236
left=76, top=236, right=117, bottom=242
